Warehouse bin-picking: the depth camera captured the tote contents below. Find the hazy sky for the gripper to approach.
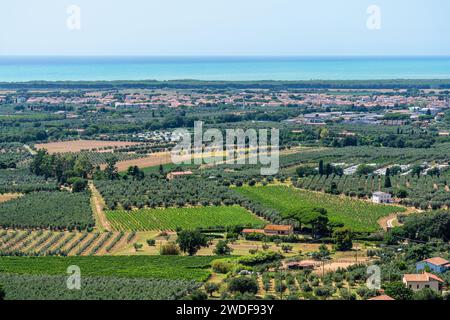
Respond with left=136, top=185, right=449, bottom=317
left=0, top=0, right=449, bottom=56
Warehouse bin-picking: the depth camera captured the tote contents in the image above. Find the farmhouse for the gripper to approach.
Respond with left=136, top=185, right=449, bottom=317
left=264, top=224, right=294, bottom=236
left=416, top=257, right=450, bottom=274
left=166, top=171, right=193, bottom=180
left=402, top=272, right=444, bottom=292
left=372, top=191, right=392, bottom=204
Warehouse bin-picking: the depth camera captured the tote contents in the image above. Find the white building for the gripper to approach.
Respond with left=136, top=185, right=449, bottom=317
left=403, top=273, right=444, bottom=292
left=372, top=191, right=392, bottom=204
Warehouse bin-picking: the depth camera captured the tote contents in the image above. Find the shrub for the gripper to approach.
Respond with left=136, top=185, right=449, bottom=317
left=211, top=259, right=235, bottom=274
left=238, top=251, right=283, bottom=266
left=228, top=277, right=259, bottom=294
left=160, top=242, right=180, bottom=255
left=314, top=285, right=335, bottom=299
left=213, top=240, right=233, bottom=256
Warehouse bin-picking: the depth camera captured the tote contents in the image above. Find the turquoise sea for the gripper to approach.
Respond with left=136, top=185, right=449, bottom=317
left=0, top=56, right=450, bottom=82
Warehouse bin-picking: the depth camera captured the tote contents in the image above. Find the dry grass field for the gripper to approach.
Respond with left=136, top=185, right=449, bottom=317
left=102, top=151, right=173, bottom=171
left=35, top=140, right=140, bottom=154
left=0, top=193, right=22, bottom=203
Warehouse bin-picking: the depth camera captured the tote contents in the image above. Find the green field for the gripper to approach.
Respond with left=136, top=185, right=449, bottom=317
left=235, top=186, right=405, bottom=233
left=105, top=206, right=265, bottom=231
left=141, top=163, right=198, bottom=175
left=0, top=256, right=217, bottom=282
left=0, top=274, right=201, bottom=300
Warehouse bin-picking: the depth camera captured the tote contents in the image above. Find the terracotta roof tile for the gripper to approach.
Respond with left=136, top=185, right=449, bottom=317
left=403, top=272, right=444, bottom=283
left=422, top=257, right=449, bottom=266
left=264, top=225, right=293, bottom=232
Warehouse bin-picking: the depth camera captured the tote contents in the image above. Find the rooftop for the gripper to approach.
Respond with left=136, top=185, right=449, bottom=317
left=422, top=257, right=449, bottom=266
left=403, top=272, right=444, bottom=283
left=264, top=225, right=293, bottom=232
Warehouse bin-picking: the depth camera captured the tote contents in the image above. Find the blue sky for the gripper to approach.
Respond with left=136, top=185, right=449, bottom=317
left=0, top=0, right=449, bottom=56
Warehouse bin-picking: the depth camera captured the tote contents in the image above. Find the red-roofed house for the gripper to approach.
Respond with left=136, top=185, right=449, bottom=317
left=402, top=272, right=444, bottom=292
left=241, top=225, right=294, bottom=236
left=263, top=225, right=294, bottom=236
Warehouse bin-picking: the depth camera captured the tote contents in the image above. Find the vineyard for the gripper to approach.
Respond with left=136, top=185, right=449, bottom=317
left=0, top=191, right=94, bottom=230
left=0, top=274, right=201, bottom=300
left=78, top=151, right=143, bottom=167
left=234, top=185, right=405, bottom=233
left=0, top=255, right=216, bottom=281
left=294, top=173, right=450, bottom=210
left=0, top=229, right=131, bottom=256
left=280, top=144, right=450, bottom=169
left=105, top=206, right=265, bottom=231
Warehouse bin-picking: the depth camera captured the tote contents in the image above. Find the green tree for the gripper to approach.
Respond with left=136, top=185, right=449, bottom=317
left=314, top=285, right=335, bottom=300
left=104, top=156, right=119, bottom=180
left=318, top=160, right=324, bottom=176
left=312, top=244, right=331, bottom=260
left=176, top=230, right=208, bottom=256
left=384, top=168, right=392, bottom=188
left=413, top=288, right=443, bottom=300
left=68, top=177, right=88, bottom=192
left=411, top=164, right=423, bottom=178
left=213, top=240, right=233, bottom=255
left=281, top=244, right=293, bottom=253
left=228, top=277, right=259, bottom=294
left=300, top=209, right=329, bottom=238
left=0, top=284, right=5, bottom=300
left=73, top=155, right=94, bottom=179
left=187, top=290, right=208, bottom=300
left=127, top=165, right=145, bottom=180
left=384, top=282, right=413, bottom=300
left=320, top=128, right=329, bottom=140
left=333, top=228, right=354, bottom=251
left=204, top=283, right=219, bottom=297
left=356, top=164, right=375, bottom=176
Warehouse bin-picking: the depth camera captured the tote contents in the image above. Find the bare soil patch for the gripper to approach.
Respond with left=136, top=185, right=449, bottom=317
left=0, top=193, right=22, bottom=203
left=35, top=140, right=140, bottom=154
left=110, top=152, right=173, bottom=171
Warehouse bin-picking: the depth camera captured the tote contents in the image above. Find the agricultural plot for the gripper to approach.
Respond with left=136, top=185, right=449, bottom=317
left=0, top=142, right=31, bottom=168
left=109, top=151, right=172, bottom=172
left=295, top=174, right=450, bottom=210
left=94, top=177, right=239, bottom=210
left=0, top=274, right=200, bottom=300
left=78, top=151, right=143, bottom=167
left=35, top=140, right=140, bottom=154
left=0, top=191, right=94, bottom=231
left=280, top=144, right=450, bottom=169
left=235, top=186, right=405, bottom=233
left=0, top=229, right=128, bottom=256
left=0, top=168, right=58, bottom=193
left=105, top=206, right=265, bottom=231
left=0, top=255, right=216, bottom=281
